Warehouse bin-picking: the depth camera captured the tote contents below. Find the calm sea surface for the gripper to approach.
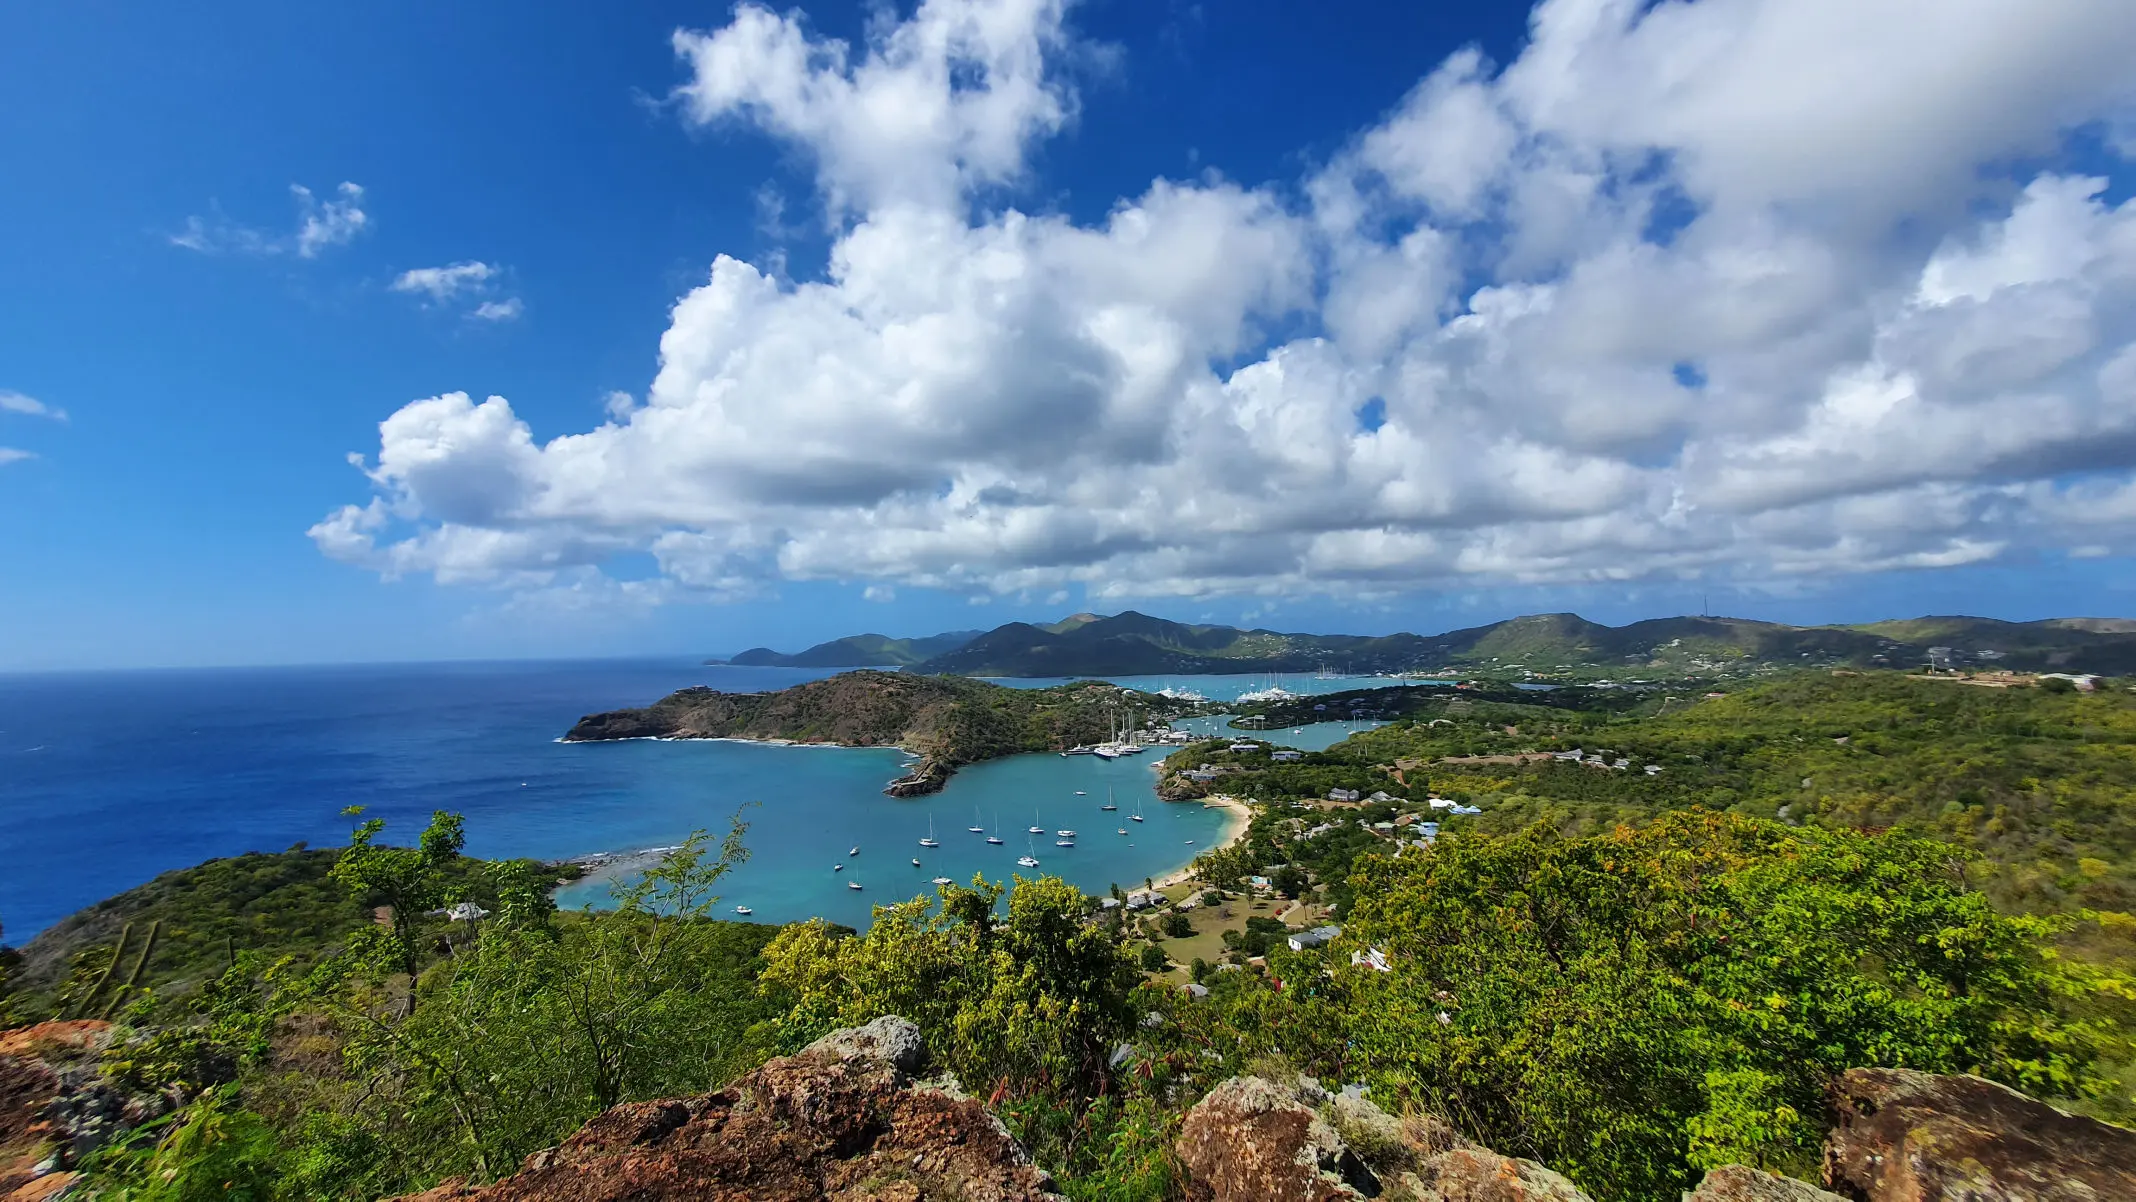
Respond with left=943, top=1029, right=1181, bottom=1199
left=0, top=660, right=1407, bottom=941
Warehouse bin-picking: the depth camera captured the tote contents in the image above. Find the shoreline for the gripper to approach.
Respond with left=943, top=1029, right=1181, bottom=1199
left=1151, top=793, right=1251, bottom=891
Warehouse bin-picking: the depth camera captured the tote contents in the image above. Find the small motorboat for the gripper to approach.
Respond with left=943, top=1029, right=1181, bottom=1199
left=1074, top=790, right=1086, bottom=796
left=1056, top=839, right=1076, bottom=847
left=1184, top=839, right=1196, bottom=845
left=1117, top=828, right=1127, bottom=835
left=912, top=857, right=922, bottom=867
left=734, top=906, right=753, bottom=915
left=931, top=876, right=953, bottom=886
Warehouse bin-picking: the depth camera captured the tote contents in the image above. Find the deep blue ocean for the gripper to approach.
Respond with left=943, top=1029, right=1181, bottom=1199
left=0, top=660, right=1409, bottom=942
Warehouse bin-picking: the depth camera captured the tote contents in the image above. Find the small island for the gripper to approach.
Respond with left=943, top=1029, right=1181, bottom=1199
left=564, top=670, right=1208, bottom=794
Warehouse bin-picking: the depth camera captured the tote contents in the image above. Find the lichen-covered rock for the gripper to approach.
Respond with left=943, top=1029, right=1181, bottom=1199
left=802, top=1015, right=927, bottom=1076
left=1687, top=1164, right=1845, bottom=1201
left=1824, top=1067, right=2136, bottom=1202
left=1403, top=1147, right=1593, bottom=1202
left=389, top=1017, right=1061, bottom=1201
left=1176, top=1076, right=1379, bottom=1202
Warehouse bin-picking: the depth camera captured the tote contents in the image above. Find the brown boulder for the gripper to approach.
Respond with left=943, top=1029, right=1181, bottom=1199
left=1176, top=1076, right=1380, bottom=1202
left=1824, top=1067, right=2136, bottom=1202
left=1687, top=1164, right=1845, bottom=1201
left=389, top=1017, right=1061, bottom=1202
left=1403, top=1147, right=1593, bottom=1202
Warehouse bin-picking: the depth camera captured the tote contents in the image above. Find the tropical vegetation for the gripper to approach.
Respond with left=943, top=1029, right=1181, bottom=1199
left=3, top=668, right=2135, bottom=1200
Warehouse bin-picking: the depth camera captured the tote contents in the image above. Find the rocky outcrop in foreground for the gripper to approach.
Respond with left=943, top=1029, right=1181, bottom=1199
left=394, top=1016, right=1063, bottom=1202
left=13, top=1008, right=2133, bottom=1202
left=1175, top=1067, right=2136, bottom=1202
left=1, top=1020, right=176, bottom=1202
left=1825, top=1067, right=2136, bottom=1202
left=1175, top=1074, right=1597, bottom=1201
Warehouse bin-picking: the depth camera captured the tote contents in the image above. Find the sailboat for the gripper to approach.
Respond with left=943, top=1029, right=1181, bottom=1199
left=931, top=876, right=953, bottom=886
left=919, top=816, right=940, bottom=849
left=1131, top=795, right=1145, bottom=823
left=1102, top=787, right=1117, bottom=812
left=968, top=807, right=984, bottom=834
left=1017, top=834, right=1040, bottom=868
left=849, top=877, right=863, bottom=890
left=986, top=812, right=1004, bottom=845
left=1029, top=808, right=1044, bottom=835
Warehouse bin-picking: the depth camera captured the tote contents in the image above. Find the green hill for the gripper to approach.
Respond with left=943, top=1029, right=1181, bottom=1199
left=565, top=670, right=1202, bottom=793
left=721, top=628, right=984, bottom=668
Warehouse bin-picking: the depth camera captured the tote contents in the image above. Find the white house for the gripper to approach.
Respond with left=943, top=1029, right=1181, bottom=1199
left=1288, top=925, right=1341, bottom=952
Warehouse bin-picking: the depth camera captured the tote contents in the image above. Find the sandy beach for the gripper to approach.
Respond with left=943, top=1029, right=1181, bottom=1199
left=1151, top=793, right=1252, bottom=890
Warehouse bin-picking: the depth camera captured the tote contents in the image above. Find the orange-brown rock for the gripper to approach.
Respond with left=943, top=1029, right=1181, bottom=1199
left=1, top=1021, right=116, bottom=1198
left=1686, top=1164, right=1844, bottom=1201
left=389, top=1017, right=1062, bottom=1202
left=1824, top=1067, right=2136, bottom=1202
left=1176, top=1076, right=1379, bottom=1202
left=4, top=1171, right=80, bottom=1202
left=1175, top=1075, right=1594, bottom=1202
left=1403, top=1147, right=1592, bottom=1201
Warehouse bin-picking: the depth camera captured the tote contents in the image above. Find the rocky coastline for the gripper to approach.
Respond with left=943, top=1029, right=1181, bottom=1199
left=562, top=670, right=1201, bottom=798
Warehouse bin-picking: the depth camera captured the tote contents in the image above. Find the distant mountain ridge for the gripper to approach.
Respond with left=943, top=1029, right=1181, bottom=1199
left=716, top=610, right=2136, bottom=678
left=722, top=629, right=986, bottom=668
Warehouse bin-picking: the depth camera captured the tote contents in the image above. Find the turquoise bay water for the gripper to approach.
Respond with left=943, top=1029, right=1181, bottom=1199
left=0, top=660, right=1406, bottom=940
left=551, top=741, right=1231, bottom=927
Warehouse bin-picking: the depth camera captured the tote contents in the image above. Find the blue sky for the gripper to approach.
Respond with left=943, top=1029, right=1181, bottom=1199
left=4, top=0, right=2136, bottom=669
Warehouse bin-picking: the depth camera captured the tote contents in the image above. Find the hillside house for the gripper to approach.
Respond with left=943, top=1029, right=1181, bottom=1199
left=1288, top=925, right=1341, bottom=952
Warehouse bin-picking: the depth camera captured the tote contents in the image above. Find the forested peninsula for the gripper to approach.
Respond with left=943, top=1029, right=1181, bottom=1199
left=563, top=670, right=1202, bottom=794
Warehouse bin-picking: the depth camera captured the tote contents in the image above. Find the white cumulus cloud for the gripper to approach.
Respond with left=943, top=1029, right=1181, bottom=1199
left=392, top=262, right=523, bottom=321
left=173, top=182, right=369, bottom=258
left=391, top=261, right=497, bottom=301
left=470, top=298, right=524, bottom=322
left=317, top=0, right=2136, bottom=602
